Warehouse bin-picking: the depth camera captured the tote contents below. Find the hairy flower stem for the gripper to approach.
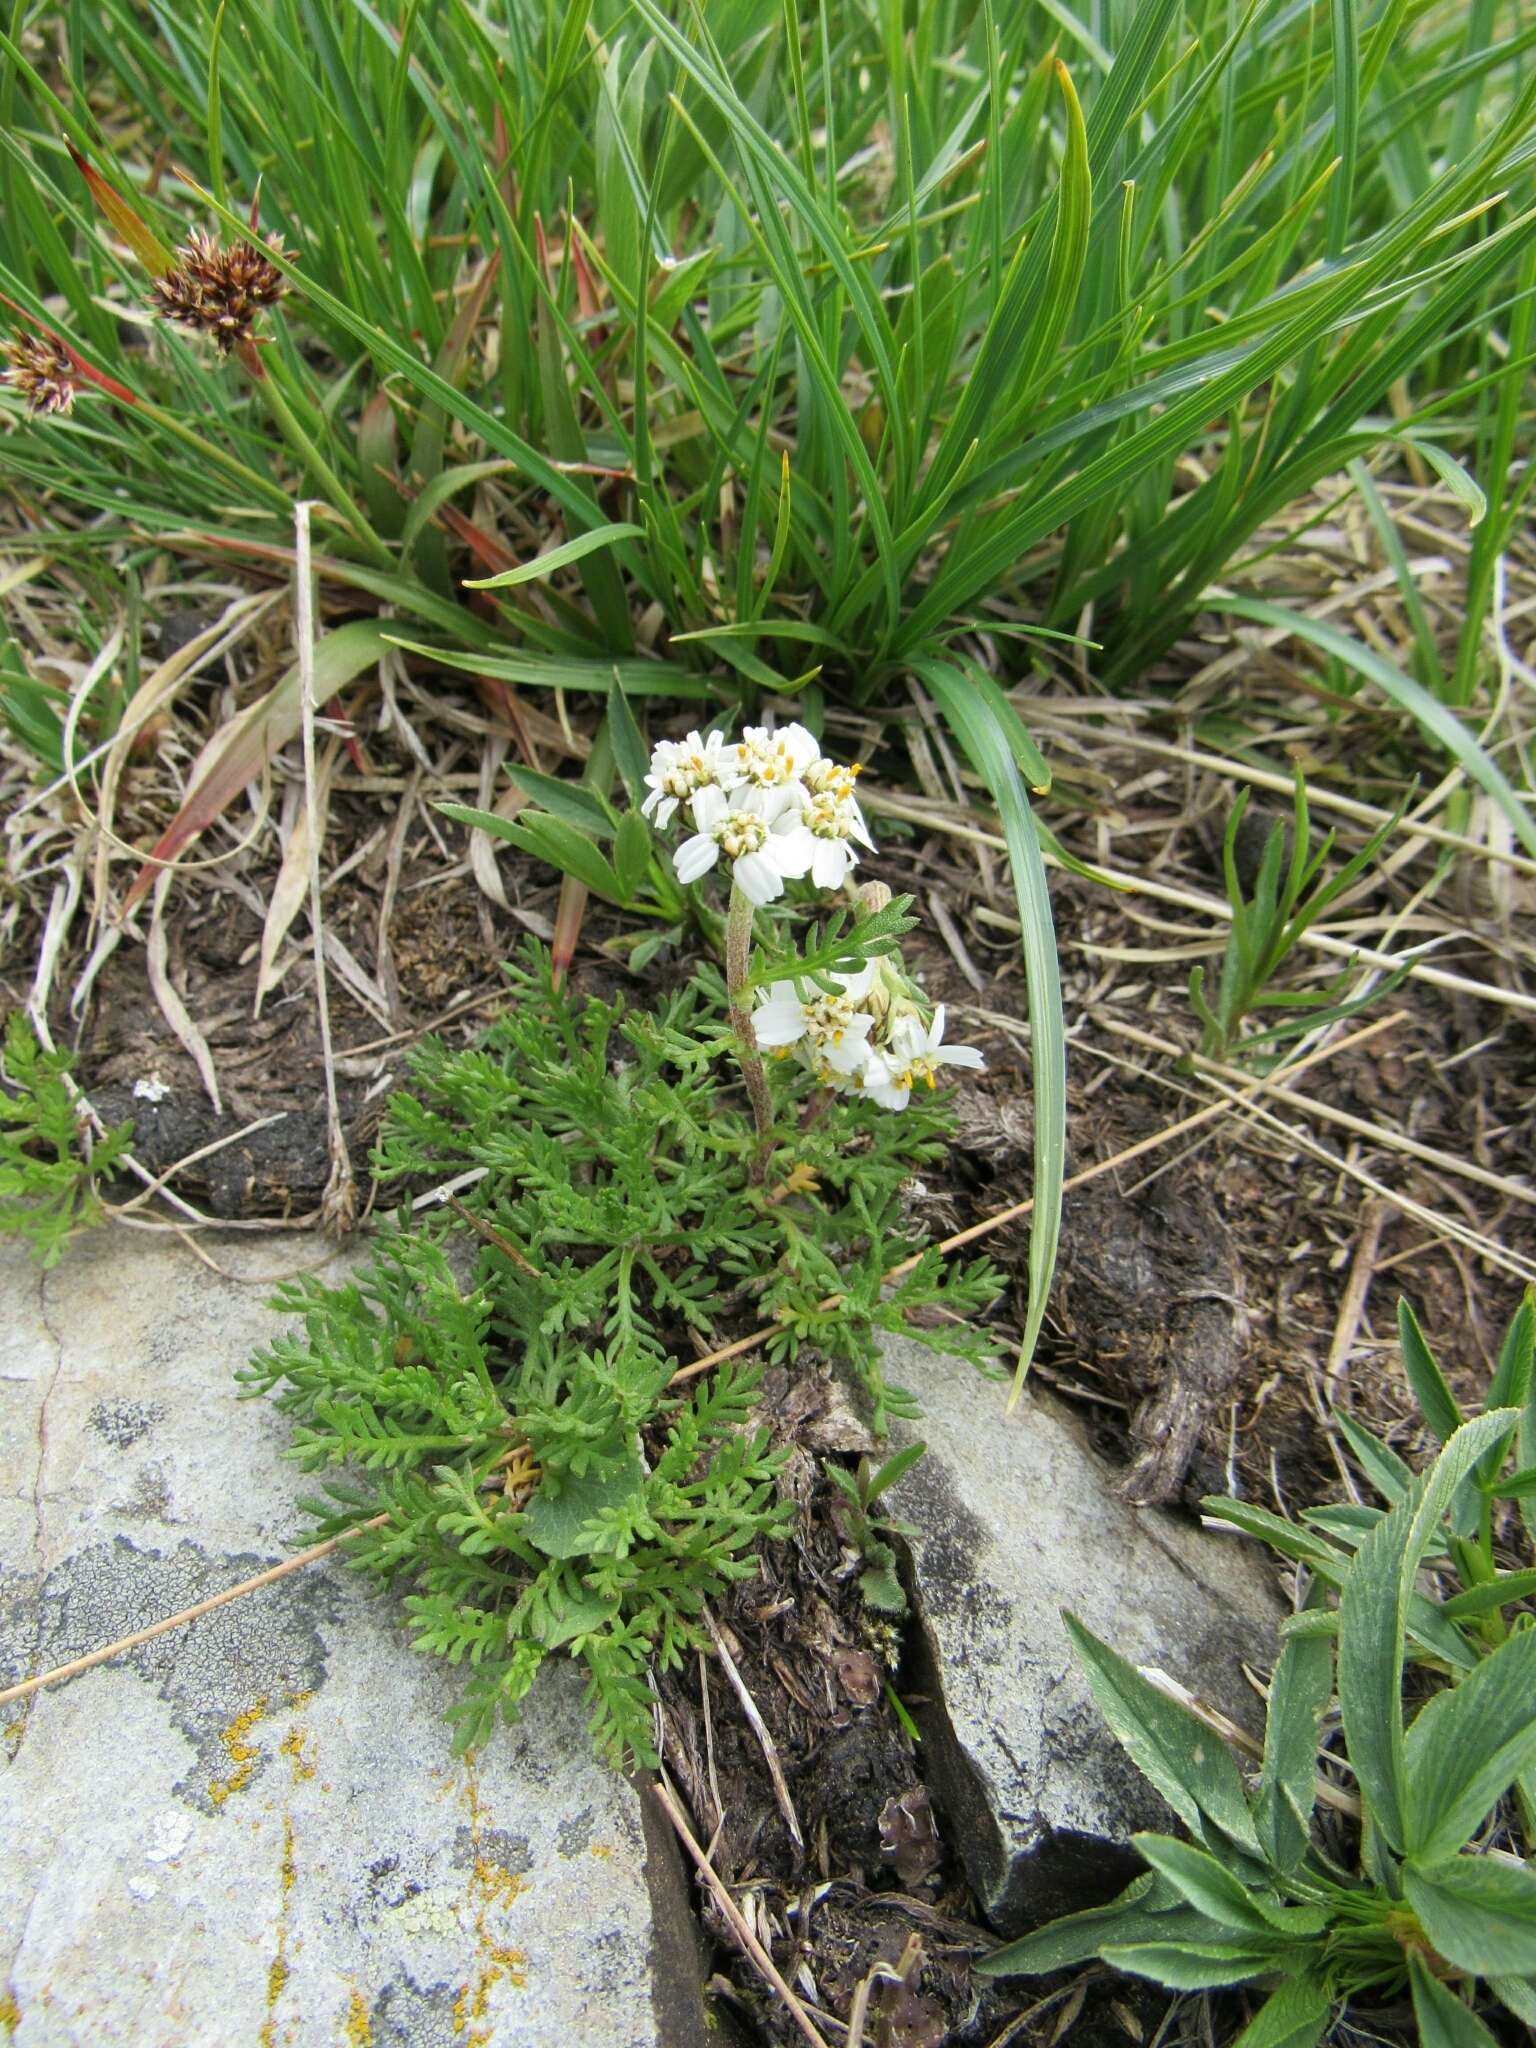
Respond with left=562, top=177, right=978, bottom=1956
left=725, top=884, right=774, bottom=1178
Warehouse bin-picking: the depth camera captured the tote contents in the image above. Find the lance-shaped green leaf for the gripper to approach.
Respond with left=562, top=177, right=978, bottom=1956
left=977, top=1871, right=1206, bottom=1977
left=1063, top=1614, right=1263, bottom=1858
left=1410, top=1950, right=1512, bottom=2047
left=1230, top=1977, right=1333, bottom=2048
left=1255, top=1626, right=1333, bottom=1873
left=1404, top=1857, right=1536, bottom=1980
left=1099, top=1941, right=1278, bottom=1990
left=1338, top=1410, right=1519, bottom=1853
left=1404, top=1626, right=1536, bottom=1864
left=1398, top=1299, right=1463, bottom=1445
left=465, top=523, right=645, bottom=590
left=436, top=805, right=629, bottom=905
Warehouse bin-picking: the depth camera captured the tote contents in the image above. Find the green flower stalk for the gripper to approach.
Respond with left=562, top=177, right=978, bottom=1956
left=724, top=880, right=775, bottom=1173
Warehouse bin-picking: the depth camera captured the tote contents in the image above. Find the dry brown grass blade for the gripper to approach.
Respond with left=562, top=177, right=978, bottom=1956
left=649, top=1769, right=835, bottom=2048
left=120, top=616, right=389, bottom=915
left=256, top=734, right=340, bottom=1012
left=147, top=868, right=223, bottom=1112
left=294, top=502, right=356, bottom=1238
left=704, top=1606, right=803, bottom=1851
left=1100, top=1016, right=1536, bottom=1213
left=0, top=1515, right=391, bottom=1710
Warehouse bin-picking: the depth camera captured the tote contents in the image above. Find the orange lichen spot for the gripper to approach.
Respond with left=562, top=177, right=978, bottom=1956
left=0, top=1990, right=22, bottom=2034
left=280, top=1725, right=316, bottom=1784
left=209, top=1696, right=271, bottom=1806
left=487, top=1945, right=527, bottom=1989
left=259, top=1816, right=298, bottom=2048
left=590, top=1842, right=615, bottom=1861
left=473, top=1858, right=527, bottom=1910
left=343, top=1988, right=373, bottom=2046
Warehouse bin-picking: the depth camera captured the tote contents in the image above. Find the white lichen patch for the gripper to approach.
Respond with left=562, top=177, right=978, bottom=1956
left=381, top=1884, right=465, bottom=1942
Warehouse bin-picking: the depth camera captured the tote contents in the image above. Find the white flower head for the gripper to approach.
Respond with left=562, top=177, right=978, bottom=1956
left=801, top=771, right=876, bottom=889
left=863, top=1005, right=985, bottom=1111
left=673, top=783, right=816, bottom=906
left=753, top=964, right=877, bottom=1076
left=641, top=728, right=740, bottom=829
left=731, top=722, right=821, bottom=796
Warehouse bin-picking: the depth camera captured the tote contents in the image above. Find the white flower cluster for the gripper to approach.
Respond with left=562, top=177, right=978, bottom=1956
left=643, top=718, right=986, bottom=1111
left=754, top=969, right=984, bottom=1111
left=642, top=721, right=874, bottom=906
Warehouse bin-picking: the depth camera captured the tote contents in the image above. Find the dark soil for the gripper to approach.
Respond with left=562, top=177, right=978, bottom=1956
left=650, top=1361, right=1179, bottom=2048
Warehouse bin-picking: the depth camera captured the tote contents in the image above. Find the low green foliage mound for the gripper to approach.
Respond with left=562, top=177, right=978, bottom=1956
left=242, top=945, right=999, bottom=1764
left=0, top=1013, right=133, bottom=1267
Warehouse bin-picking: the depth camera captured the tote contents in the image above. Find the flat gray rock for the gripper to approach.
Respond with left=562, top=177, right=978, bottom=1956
left=883, top=1335, right=1284, bottom=1933
left=0, top=1230, right=705, bottom=2047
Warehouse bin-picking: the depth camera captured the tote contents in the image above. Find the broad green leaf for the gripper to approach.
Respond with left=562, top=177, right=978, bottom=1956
left=1440, top=1569, right=1536, bottom=1619
left=1129, top=1835, right=1325, bottom=1940
left=1404, top=1857, right=1536, bottom=1979
left=1490, top=1293, right=1535, bottom=1413
left=1339, top=1411, right=1520, bottom=1852
left=1488, top=1976, right=1536, bottom=2026
left=1409, top=1957, right=1503, bottom=2048
left=1230, top=1976, right=1333, bottom=2048
left=1200, top=1498, right=1350, bottom=1580
left=500, top=768, right=615, bottom=835
left=1063, top=1614, right=1263, bottom=1858
left=865, top=1440, right=926, bottom=1503
left=1404, top=1628, right=1536, bottom=1863
left=535, top=1575, right=620, bottom=1649
left=1333, top=1410, right=1413, bottom=1505
left=1302, top=1504, right=1383, bottom=1545
left=465, top=522, right=645, bottom=590
left=1398, top=1299, right=1463, bottom=1445
left=524, top=1454, right=647, bottom=1561
left=1129, top=1834, right=1276, bottom=1935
